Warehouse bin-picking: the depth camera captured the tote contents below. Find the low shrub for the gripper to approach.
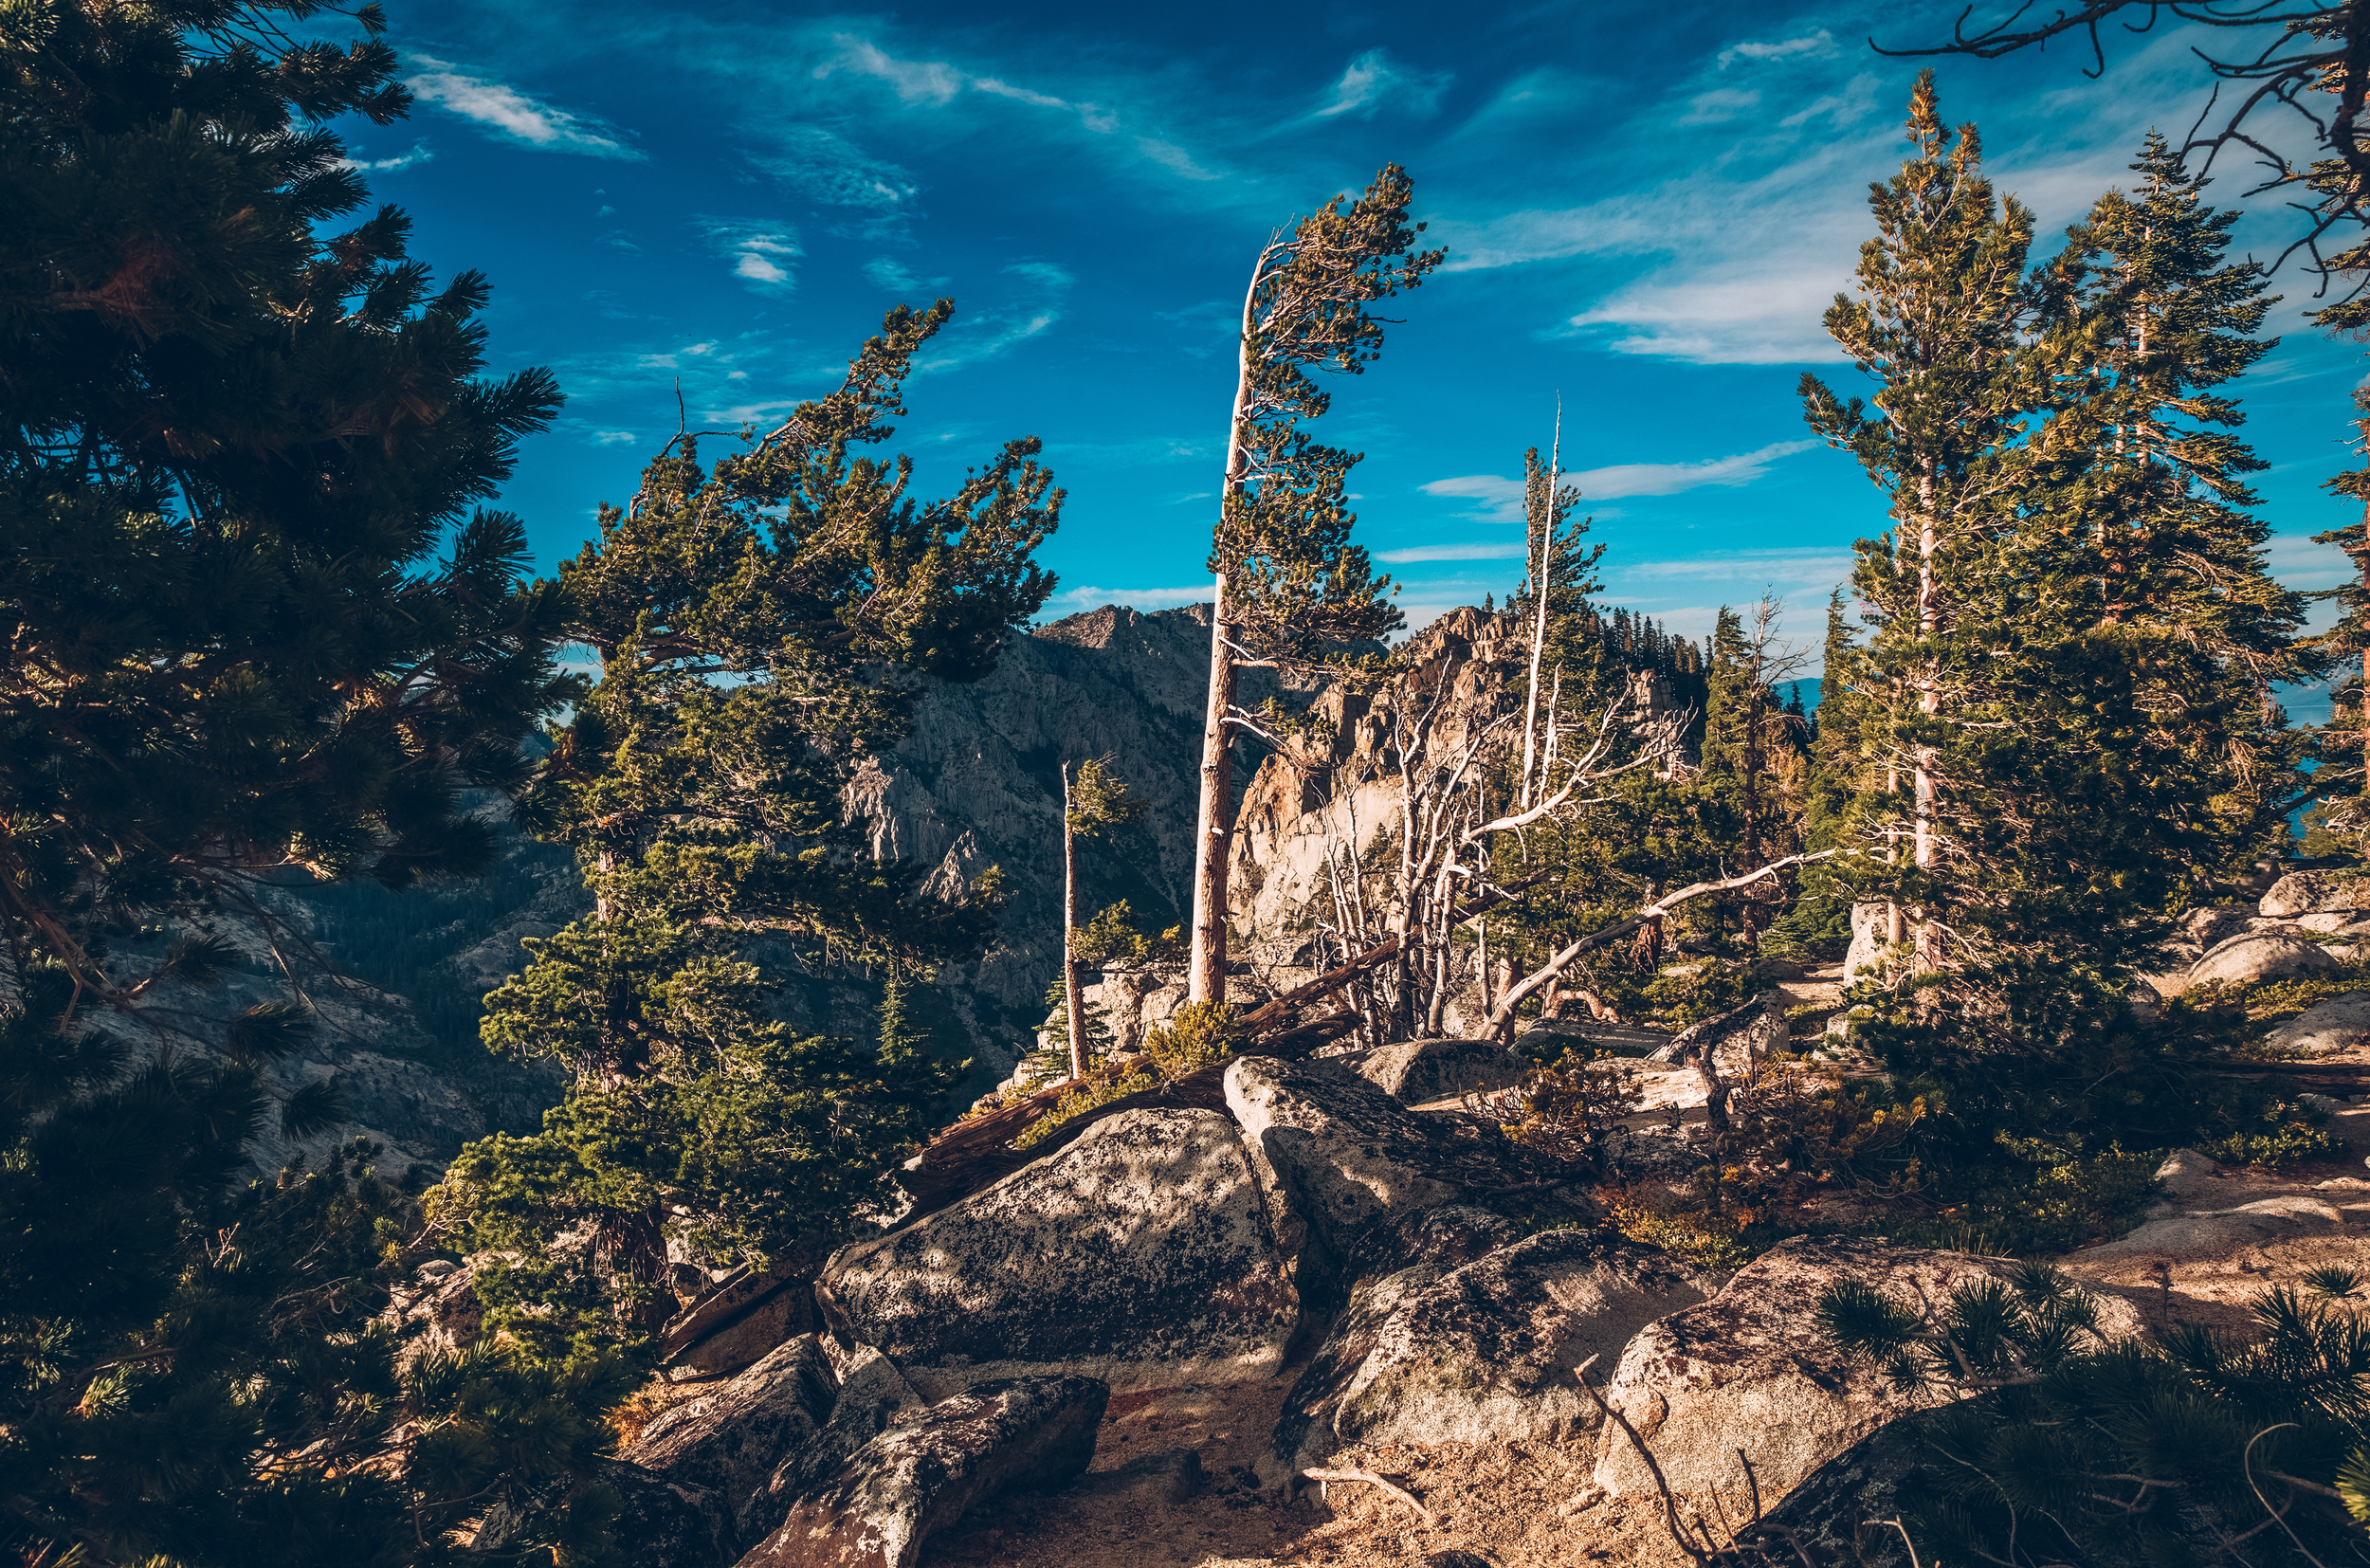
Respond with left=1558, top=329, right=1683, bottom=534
left=2200, top=1097, right=2348, bottom=1169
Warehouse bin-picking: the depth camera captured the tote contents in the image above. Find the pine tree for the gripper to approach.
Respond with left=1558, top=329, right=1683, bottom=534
left=1188, top=166, right=1441, bottom=1005
left=456, top=305, right=1059, bottom=1337
left=1801, top=70, right=2040, bottom=976
left=1060, top=757, right=1139, bottom=1080
left=1, top=5, right=610, bottom=1562
left=2031, top=132, right=2310, bottom=876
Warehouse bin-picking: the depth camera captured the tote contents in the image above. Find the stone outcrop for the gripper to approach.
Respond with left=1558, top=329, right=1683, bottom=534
left=1589, top=1236, right=2142, bottom=1505
left=1226, top=610, right=1522, bottom=945
left=2261, top=871, right=2370, bottom=920
left=1265, top=1262, right=1449, bottom=1486
left=754, top=1348, right=926, bottom=1537
left=819, top=1108, right=1298, bottom=1399
left=2067, top=1148, right=2346, bottom=1267
left=742, top=1376, right=1108, bottom=1568
left=1222, top=1056, right=1587, bottom=1304
left=1324, top=1231, right=1719, bottom=1455
left=1355, top=1037, right=1529, bottom=1103
left=2263, top=994, right=2370, bottom=1056
left=2187, top=931, right=2342, bottom=987
left=624, top=1337, right=839, bottom=1534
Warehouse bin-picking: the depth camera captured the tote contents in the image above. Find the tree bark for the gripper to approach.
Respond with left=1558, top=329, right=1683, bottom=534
left=1062, top=762, right=1087, bottom=1081
left=1189, top=574, right=1236, bottom=1006
left=1914, top=461, right=1939, bottom=971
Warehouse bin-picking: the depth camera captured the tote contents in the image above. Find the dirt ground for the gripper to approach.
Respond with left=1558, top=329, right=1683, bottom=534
left=926, top=1374, right=1698, bottom=1568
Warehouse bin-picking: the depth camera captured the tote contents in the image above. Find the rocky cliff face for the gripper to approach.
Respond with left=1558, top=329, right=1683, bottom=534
left=1225, top=607, right=1527, bottom=951
left=191, top=604, right=1324, bottom=1174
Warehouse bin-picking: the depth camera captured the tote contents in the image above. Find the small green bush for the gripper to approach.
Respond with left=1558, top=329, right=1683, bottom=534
left=1012, top=1068, right=1158, bottom=1149
left=2201, top=1098, right=2347, bottom=1169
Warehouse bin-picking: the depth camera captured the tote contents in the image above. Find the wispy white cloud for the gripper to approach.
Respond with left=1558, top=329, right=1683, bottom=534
left=1377, top=541, right=1530, bottom=563
left=1677, top=87, right=1760, bottom=127
left=1418, top=473, right=1527, bottom=523
left=406, top=57, right=644, bottom=158
left=1046, top=434, right=1214, bottom=470
left=913, top=261, right=1073, bottom=373
left=337, top=140, right=434, bottom=173
left=1315, top=48, right=1450, bottom=120
left=698, top=219, right=801, bottom=293
left=750, top=125, right=921, bottom=218
left=588, top=429, right=639, bottom=447
left=1716, top=29, right=1838, bottom=70
left=1572, top=440, right=1819, bottom=497
left=1421, top=442, right=1817, bottom=519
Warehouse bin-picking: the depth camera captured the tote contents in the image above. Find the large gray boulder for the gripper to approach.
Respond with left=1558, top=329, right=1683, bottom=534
left=1590, top=1237, right=2143, bottom=1506
left=626, top=1336, right=839, bottom=1533
left=2187, top=931, right=2342, bottom=988
left=1222, top=1056, right=1587, bottom=1317
left=1843, top=902, right=1888, bottom=977
left=2263, top=993, right=2370, bottom=1056
left=752, top=1347, right=925, bottom=1541
left=1264, top=1262, right=1448, bottom=1486
left=739, top=1376, right=1107, bottom=1568
left=1356, top=1037, right=1528, bottom=1103
left=818, top=1108, right=1296, bottom=1399
left=2261, top=871, right=2370, bottom=919
left=1325, top=1231, right=1720, bottom=1453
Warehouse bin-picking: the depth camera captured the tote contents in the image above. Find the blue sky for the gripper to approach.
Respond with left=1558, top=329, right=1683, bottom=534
left=350, top=0, right=2370, bottom=685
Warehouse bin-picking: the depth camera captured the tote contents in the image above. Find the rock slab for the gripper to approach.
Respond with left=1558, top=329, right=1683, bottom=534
left=2263, top=993, right=2370, bottom=1057
left=627, top=1336, right=839, bottom=1532
left=2261, top=871, right=2370, bottom=919
left=1590, top=1237, right=2142, bottom=1505
left=819, top=1108, right=1296, bottom=1398
left=742, top=1376, right=1108, bottom=1568
left=1355, top=1037, right=1529, bottom=1103
left=2187, top=932, right=2342, bottom=987
left=1330, top=1230, right=1722, bottom=1453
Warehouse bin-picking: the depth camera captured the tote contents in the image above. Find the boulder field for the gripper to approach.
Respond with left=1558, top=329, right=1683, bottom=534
left=498, top=1044, right=2137, bottom=1566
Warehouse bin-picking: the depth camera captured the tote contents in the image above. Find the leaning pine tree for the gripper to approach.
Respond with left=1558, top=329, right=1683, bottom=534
left=451, top=303, right=1059, bottom=1342
left=1187, top=165, right=1440, bottom=1006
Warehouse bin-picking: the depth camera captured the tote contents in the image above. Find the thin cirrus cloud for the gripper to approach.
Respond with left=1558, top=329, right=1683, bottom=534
left=337, top=140, right=433, bottom=173
left=405, top=57, right=645, bottom=159
left=1418, top=442, right=1816, bottom=520
left=809, top=33, right=1223, bottom=184
left=699, top=219, right=802, bottom=293
left=1315, top=48, right=1451, bottom=119
left=915, top=261, right=1073, bottom=373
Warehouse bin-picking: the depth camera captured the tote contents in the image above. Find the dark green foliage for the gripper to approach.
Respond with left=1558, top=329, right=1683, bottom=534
left=1824, top=1268, right=2370, bottom=1565
left=0, top=3, right=603, bottom=1560
left=455, top=304, right=1058, bottom=1335
left=1796, top=87, right=2309, bottom=1186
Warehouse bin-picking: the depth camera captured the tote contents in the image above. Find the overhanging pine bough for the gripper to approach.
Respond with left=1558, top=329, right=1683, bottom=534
left=1189, top=164, right=1443, bottom=1006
